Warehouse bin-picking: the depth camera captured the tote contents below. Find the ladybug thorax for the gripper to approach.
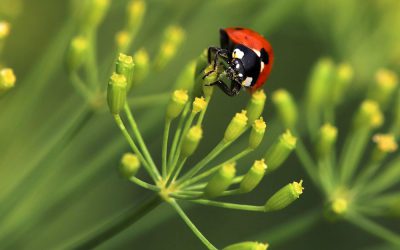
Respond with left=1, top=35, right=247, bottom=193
left=230, top=44, right=261, bottom=88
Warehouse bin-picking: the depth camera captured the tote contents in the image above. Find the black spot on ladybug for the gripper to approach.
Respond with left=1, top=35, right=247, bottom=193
left=260, top=48, right=269, bottom=64
left=234, top=27, right=244, bottom=30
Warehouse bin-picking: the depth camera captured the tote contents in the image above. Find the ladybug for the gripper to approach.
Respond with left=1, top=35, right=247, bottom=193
left=204, top=27, right=274, bottom=96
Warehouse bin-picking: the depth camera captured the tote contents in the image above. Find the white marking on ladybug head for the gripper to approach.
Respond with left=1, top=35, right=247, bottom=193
left=252, top=49, right=261, bottom=57
left=242, top=77, right=253, bottom=87
left=235, top=64, right=240, bottom=69
left=238, top=73, right=243, bottom=78
left=232, top=49, right=244, bottom=59
left=260, top=62, right=265, bottom=72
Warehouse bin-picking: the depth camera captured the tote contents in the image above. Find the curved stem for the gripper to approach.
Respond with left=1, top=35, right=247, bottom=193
left=129, top=176, right=160, bottom=192
left=162, top=119, right=172, bottom=178
left=113, top=114, right=158, bottom=181
left=124, top=103, right=161, bottom=180
left=190, top=199, right=265, bottom=212
left=169, top=200, right=218, bottom=250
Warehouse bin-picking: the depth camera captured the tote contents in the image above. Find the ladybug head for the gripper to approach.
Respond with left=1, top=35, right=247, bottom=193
left=226, top=58, right=245, bottom=85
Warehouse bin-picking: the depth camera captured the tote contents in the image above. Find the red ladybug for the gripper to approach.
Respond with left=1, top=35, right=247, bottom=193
left=205, top=27, right=274, bottom=96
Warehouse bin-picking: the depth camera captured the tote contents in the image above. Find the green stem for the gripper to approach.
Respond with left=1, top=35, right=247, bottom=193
left=68, top=195, right=162, bottom=249
left=124, top=103, right=161, bottom=180
left=339, top=127, right=370, bottom=184
left=128, top=92, right=170, bottom=108
left=346, top=212, right=400, bottom=246
left=177, top=140, right=228, bottom=185
left=162, top=119, right=172, bottom=178
left=253, top=208, right=321, bottom=245
left=179, top=148, right=252, bottom=189
left=169, top=200, right=218, bottom=250
left=196, top=95, right=211, bottom=126
left=168, top=104, right=191, bottom=166
left=113, top=114, right=158, bottom=181
left=190, top=199, right=265, bottom=212
left=70, top=72, right=93, bottom=100
left=169, top=157, right=187, bottom=185
left=129, top=176, right=160, bottom=192
left=294, top=137, right=319, bottom=186
left=170, top=111, right=196, bottom=170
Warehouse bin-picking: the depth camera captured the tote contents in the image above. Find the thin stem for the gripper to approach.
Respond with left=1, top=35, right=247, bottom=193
left=293, top=137, right=319, bottom=186
left=196, top=95, right=211, bottom=126
left=346, top=212, right=400, bottom=246
left=129, top=176, right=160, bottom=192
left=128, top=92, right=170, bottom=108
left=113, top=114, right=158, bottom=181
left=169, top=104, right=191, bottom=166
left=169, top=200, right=218, bottom=250
left=70, top=72, right=93, bottom=100
left=124, top=104, right=161, bottom=180
left=177, top=140, right=228, bottom=185
left=68, top=195, right=162, bottom=249
left=162, top=119, right=172, bottom=178
left=179, top=148, right=252, bottom=189
left=253, top=208, right=321, bottom=245
left=170, top=111, right=196, bottom=170
left=169, top=157, right=187, bottom=185
left=339, top=127, right=370, bottom=184
left=190, top=199, right=265, bottom=212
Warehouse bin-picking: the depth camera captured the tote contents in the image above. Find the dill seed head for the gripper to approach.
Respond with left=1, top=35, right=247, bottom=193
left=67, top=36, right=88, bottom=72
left=204, top=162, right=236, bottom=198
left=224, top=110, right=248, bottom=142
left=192, top=96, right=207, bottom=114
left=240, top=159, right=267, bottom=193
left=120, top=153, right=141, bottom=178
left=0, top=21, right=10, bottom=39
left=248, top=117, right=267, bottom=149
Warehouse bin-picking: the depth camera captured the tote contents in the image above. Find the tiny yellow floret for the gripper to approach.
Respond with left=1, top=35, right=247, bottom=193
left=373, top=134, right=398, bottom=153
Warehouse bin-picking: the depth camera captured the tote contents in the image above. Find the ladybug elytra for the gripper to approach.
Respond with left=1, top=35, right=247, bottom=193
left=205, top=27, right=274, bottom=96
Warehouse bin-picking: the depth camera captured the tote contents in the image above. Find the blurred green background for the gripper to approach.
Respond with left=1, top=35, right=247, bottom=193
left=0, top=0, right=399, bottom=249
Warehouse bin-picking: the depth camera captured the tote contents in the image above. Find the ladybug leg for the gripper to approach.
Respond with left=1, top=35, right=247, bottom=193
left=204, top=47, right=229, bottom=79
left=207, top=80, right=241, bottom=97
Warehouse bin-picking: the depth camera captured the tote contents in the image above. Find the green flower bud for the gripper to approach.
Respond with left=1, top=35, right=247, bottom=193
left=120, top=153, right=140, bottom=178
left=126, top=0, right=146, bottom=32
left=174, top=61, right=196, bottom=93
left=195, top=49, right=208, bottom=77
left=264, top=180, right=304, bottom=211
left=317, top=123, right=338, bottom=159
left=354, top=100, right=384, bottom=129
left=67, top=36, right=88, bottom=72
left=332, top=63, right=353, bottom=105
left=116, top=53, right=134, bottom=91
left=202, top=64, right=217, bottom=98
left=132, top=48, right=149, bottom=85
left=115, top=30, right=131, bottom=53
left=272, top=89, right=298, bottom=129
left=330, top=198, right=348, bottom=215
left=246, top=90, right=267, bottom=125
left=166, top=89, right=189, bottom=120
left=85, top=0, right=110, bottom=30
left=307, top=58, right=335, bottom=106
left=204, top=162, right=236, bottom=198
left=368, top=68, right=398, bottom=109
left=181, top=126, right=203, bottom=157
left=155, top=26, right=185, bottom=70
left=264, top=130, right=297, bottom=172
left=0, top=21, right=10, bottom=40
left=0, top=68, right=16, bottom=92
left=248, top=117, right=267, bottom=149
left=224, top=110, right=248, bottom=143
left=192, top=96, right=207, bottom=114
left=107, top=73, right=127, bottom=114
left=223, top=241, right=269, bottom=250
left=240, top=159, right=267, bottom=193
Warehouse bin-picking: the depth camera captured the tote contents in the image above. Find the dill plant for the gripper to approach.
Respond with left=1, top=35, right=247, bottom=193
left=272, top=58, right=400, bottom=247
